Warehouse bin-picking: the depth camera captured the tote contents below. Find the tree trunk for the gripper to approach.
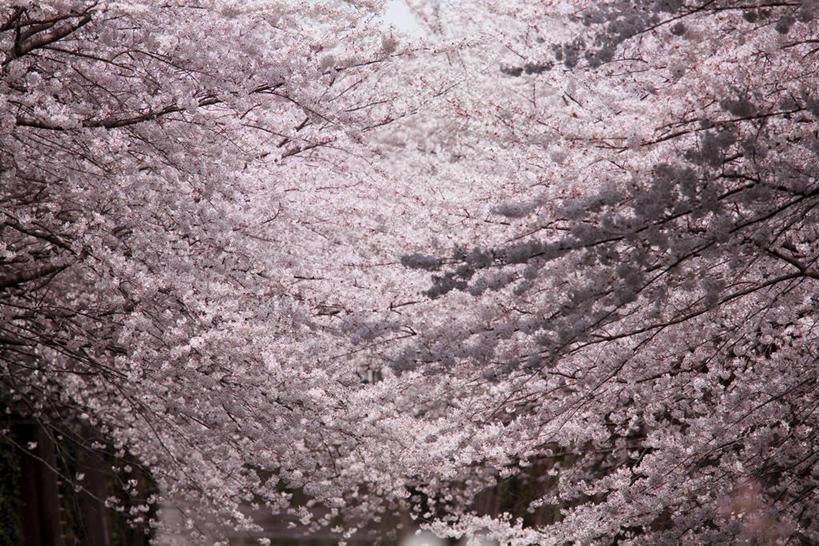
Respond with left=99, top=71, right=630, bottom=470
left=16, top=422, right=65, bottom=546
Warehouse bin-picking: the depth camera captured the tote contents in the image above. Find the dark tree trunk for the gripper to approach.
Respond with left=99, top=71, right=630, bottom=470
left=75, top=444, right=112, bottom=546
left=16, top=422, right=65, bottom=546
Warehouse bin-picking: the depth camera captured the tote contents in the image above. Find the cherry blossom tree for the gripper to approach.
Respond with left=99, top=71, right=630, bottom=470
left=392, top=1, right=819, bottom=543
left=1, top=0, right=817, bottom=544
left=0, top=0, right=448, bottom=540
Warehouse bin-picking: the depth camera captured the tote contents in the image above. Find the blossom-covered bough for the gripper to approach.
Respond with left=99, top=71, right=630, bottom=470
left=0, top=0, right=446, bottom=540
left=1, top=0, right=817, bottom=544
left=396, top=1, right=819, bottom=543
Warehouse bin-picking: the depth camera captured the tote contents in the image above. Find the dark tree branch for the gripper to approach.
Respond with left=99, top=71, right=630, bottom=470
left=14, top=84, right=282, bottom=131
left=0, top=262, right=70, bottom=290
left=3, top=12, right=93, bottom=65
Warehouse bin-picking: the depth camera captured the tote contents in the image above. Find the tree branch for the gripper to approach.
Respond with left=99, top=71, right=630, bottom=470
left=14, top=84, right=282, bottom=131
left=0, top=262, right=70, bottom=290
left=761, top=245, right=819, bottom=279
left=3, top=12, right=92, bottom=65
